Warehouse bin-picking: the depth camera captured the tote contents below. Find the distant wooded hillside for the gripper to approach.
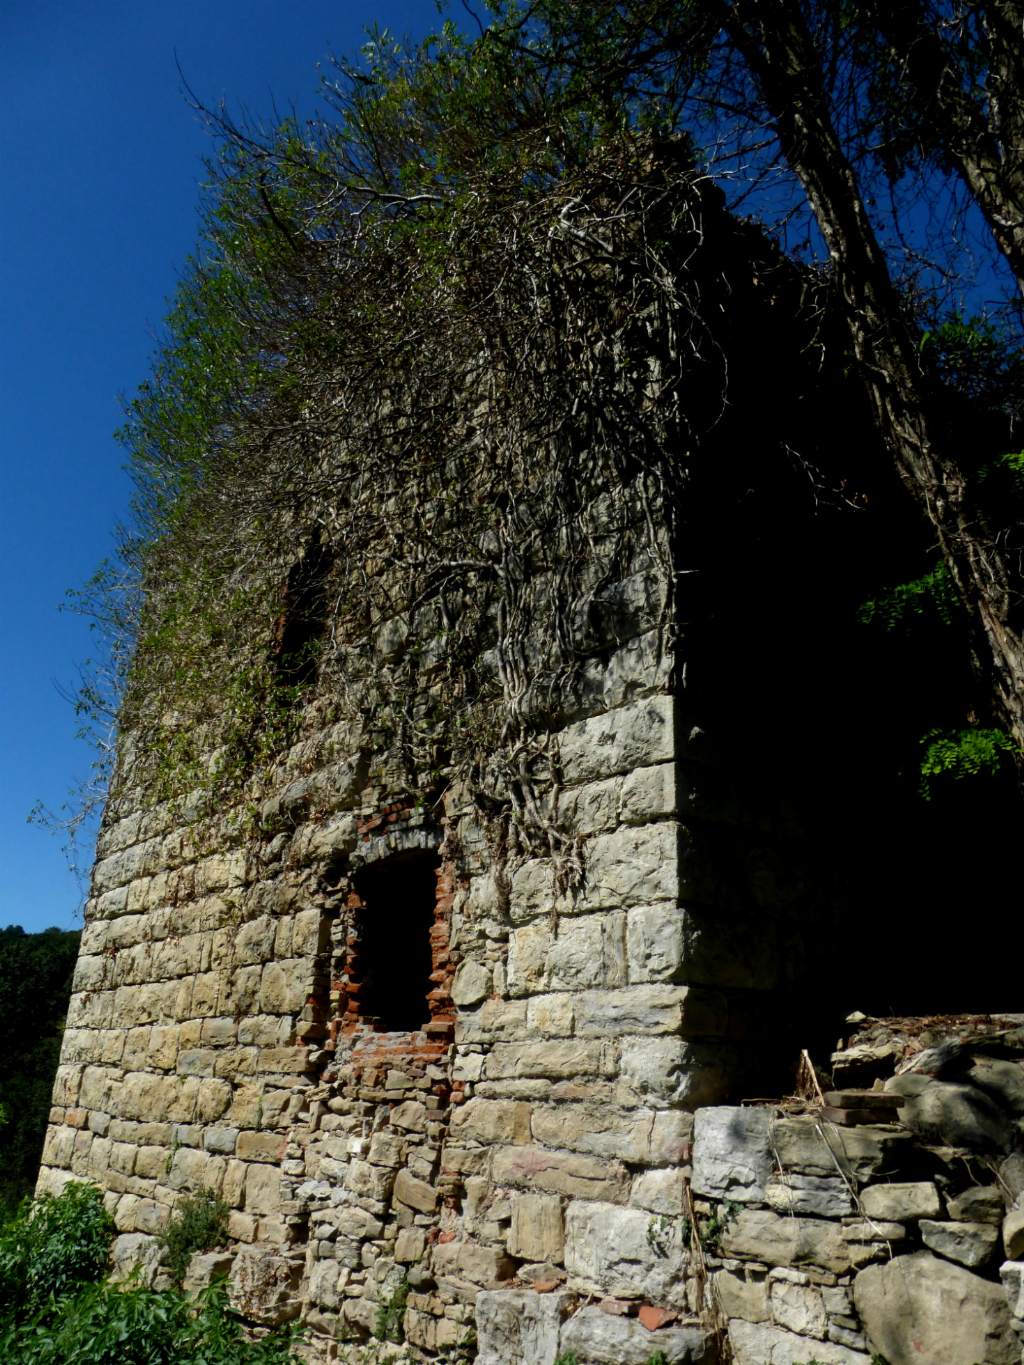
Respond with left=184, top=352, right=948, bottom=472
left=0, top=926, right=79, bottom=1208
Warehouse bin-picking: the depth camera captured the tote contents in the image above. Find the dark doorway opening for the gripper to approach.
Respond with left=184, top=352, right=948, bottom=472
left=352, top=850, right=439, bottom=1032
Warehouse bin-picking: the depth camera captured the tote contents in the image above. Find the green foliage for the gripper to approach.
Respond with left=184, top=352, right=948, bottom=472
left=920, top=727, right=1017, bottom=796
left=858, top=563, right=957, bottom=631
left=0, top=1186, right=300, bottom=1363
left=373, top=1273, right=409, bottom=1343
left=160, top=1189, right=230, bottom=1284
left=698, top=1200, right=739, bottom=1254
left=0, top=926, right=80, bottom=1210
left=0, top=1278, right=300, bottom=1365
left=554, top=1354, right=579, bottom=1365
left=0, top=1183, right=114, bottom=1315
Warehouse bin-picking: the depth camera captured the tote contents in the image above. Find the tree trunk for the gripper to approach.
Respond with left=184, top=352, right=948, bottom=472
left=724, top=0, right=1024, bottom=756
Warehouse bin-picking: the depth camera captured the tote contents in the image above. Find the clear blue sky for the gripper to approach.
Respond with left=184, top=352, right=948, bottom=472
left=0, top=1, right=437, bottom=933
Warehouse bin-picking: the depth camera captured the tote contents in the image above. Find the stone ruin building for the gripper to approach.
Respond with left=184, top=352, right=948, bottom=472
left=37, top=167, right=1024, bottom=1365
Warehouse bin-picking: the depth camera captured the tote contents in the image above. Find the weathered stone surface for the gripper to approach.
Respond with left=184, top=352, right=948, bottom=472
left=450, top=1097, right=531, bottom=1144
left=692, top=1106, right=772, bottom=1204
left=451, top=959, right=491, bottom=1006
left=183, top=1250, right=234, bottom=1291
left=948, top=1184, right=1005, bottom=1225
left=720, top=1208, right=854, bottom=1274
left=854, top=1250, right=1017, bottom=1364
left=771, top=1117, right=908, bottom=1182
left=713, top=1268, right=768, bottom=1323
left=227, top=1246, right=303, bottom=1326
left=1000, top=1259, right=1024, bottom=1320
left=508, top=1193, right=564, bottom=1263
left=492, top=1145, right=630, bottom=1202
left=475, top=1288, right=571, bottom=1365
left=886, top=1074, right=1013, bottom=1151
left=919, top=1218, right=999, bottom=1268
left=729, top=1317, right=870, bottom=1364
left=558, top=1306, right=711, bottom=1363
left=564, top=1201, right=688, bottom=1303
left=431, top=1240, right=515, bottom=1286
left=765, top=1173, right=854, bottom=1218
left=394, top=1168, right=438, bottom=1214
left=1003, top=1208, right=1024, bottom=1260
left=767, top=1269, right=827, bottom=1339
left=859, top=1181, right=941, bottom=1222
left=109, top=1232, right=166, bottom=1288
left=558, top=697, right=675, bottom=785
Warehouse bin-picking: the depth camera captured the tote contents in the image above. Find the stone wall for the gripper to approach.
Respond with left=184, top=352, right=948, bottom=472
left=690, top=1033, right=1024, bottom=1365
left=42, top=497, right=780, bottom=1357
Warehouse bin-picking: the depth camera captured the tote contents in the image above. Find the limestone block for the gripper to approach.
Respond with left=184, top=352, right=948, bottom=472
left=1000, top=1259, right=1024, bottom=1320
left=578, top=822, right=680, bottom=913
left=456, top=998, right=529, bottom=1044
left=234, top=916, right=277, bottom=966
left=1004, top=1209, right=1024, bottom=1260
left=167, top=1146, right=214, bottom=1192
left=720, top=1209, right=855, bottom=1274
left=450, top=1098, right=531, bottom=1145
left=507, top=922, right=552, bottom=995
left=948, top=1185, right=1004, bottom=1225
left=527, top=994, right=574, bottom=1037
left=244, top=1163, right=281, bottom=1214
left=558, top=696, right=675, bottom=784
left=451, top=959, right=491, bottom=1007
left=692, top=1107, right=773, bottom=1204
left=394, top=1169, right=437, bottom=1213
left=574, top=985, right=686, bottom=1037
left=344, top=1159, right=395, bottom=1203
left=307, top=1258, right=343, bottom=1311
left=228, top=1245, right=303, bottom=1326
left=562, top=775, right=620, bottom=836
left=235, top=1131, right=284, bottom=1163
left=885, top=1074, right=1013, bottom=1152
left=765, top=1174, right=854, bottom=1219
left=475, top=1288, right=571, bottom=1365
left=558, top=1307, right=710, bottom=1364
left=492, top=1145, right=630, bottom=1203
left=195, top=1079, right=233, bottom=1122
left=485, top=1040, right=613, bottom=1082
left=620, top=1037, right=728, bottom=1109
left=507, top=1193, right=564, bottom=1263
left=918, top=1218, right=999, bottom=1268
left=768, top=1269, right=827, bottom=1339
left=860, top=1181, right=941, bottom=1222
left=367, top=1132, right=405, bottom=1168
left=390, top=1100, right=428, bottom=1132
left=855, top=1250, right=1016, bottom=1364
left=109, top=1233, right=166, bottom=1288
left=531, top=1103, right=657, bottom=1163
left=772, top=1117, right=910, bottom=1182
left=621, top=762, right=677, bottom=824
left=627, top=903, right=685, bottom=984
left=546, top=913, right=626, bottom=991
left=729, top=1318, right=870, bottom=1364
left=632, top=1168, right=686, bottom=1215
left=190, top=972, right=225, bottom=1019
left=395, top=1226, right=427, bottom=1263
left=564, top=1201, right=688, bottom=1302
left=431, top=1240, right=515, bottom=1286
left=713, top=1268, right=769, bottom=1323
left=183, top=1251, right=234, bottom=1293
left=135, top=1146, right=171, bottom=1180
left=258, top=959, right=311, bottom=1015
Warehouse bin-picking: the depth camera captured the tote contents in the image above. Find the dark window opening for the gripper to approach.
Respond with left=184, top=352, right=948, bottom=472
left=272, top=530, right=334, bottom=689
left=352, top=850, right=439, bottom=1032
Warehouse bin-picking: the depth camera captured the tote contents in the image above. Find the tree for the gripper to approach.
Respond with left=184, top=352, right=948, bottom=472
left=0, top=927, right=80, bottom=1209
left=710, top=0, right=1024, bottom=759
